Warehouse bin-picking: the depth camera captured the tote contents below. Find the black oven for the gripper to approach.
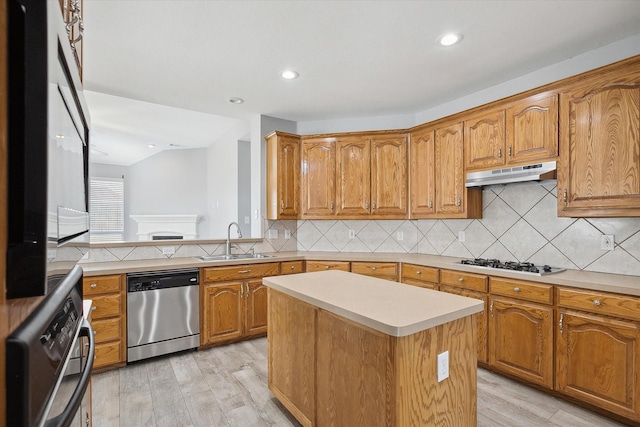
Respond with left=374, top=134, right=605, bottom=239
left=7, top=0, right=90, bottom=298
left=6, top=266, right=95, bottom=427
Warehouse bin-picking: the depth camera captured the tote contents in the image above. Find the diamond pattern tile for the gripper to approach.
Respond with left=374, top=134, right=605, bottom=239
left=324, top=221, right=353, bottom=251
left=499, top=219, right=547, bottom=261
left=588, top=249, right=640, bottom=276
left=587, top=218, right=640, bottom=243
left=426, top=221, right=457, bottom=254
left=463, top=221, right=495, bottom=258
left=498, top=182, right=548, bottom=216
left=296, top=221, right=323, bottom=251
left=621, top=231, right=640, bottom=261
left=524, top=193, right=576, bottom=240
left=528, top=244, right=577, bottom=270
left=552, top=219, right=606, bottom=269
left=481, top=197, right=520, bottom=238
left=358, top=221, right=389, bottom=251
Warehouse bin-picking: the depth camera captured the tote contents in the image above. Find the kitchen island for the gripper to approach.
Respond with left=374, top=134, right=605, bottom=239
left=263, top=270, right=484, bottom=427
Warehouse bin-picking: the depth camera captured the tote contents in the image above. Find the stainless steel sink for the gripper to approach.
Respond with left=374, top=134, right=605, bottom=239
left=194, top=253, right=274, bottom=262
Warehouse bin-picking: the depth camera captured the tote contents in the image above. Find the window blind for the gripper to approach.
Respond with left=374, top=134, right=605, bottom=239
left=90, top=177, right=124, bottom=241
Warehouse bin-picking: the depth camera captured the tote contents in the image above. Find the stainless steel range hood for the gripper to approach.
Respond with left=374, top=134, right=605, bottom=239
left=465, top=161, right=556, bottom=187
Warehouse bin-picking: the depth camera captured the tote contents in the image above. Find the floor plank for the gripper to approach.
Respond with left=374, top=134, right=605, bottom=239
left=92, top=337, right=627, bottom=427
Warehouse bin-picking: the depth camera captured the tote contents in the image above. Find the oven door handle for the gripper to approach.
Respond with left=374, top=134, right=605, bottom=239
left=45, top=319, right=95, bottom=427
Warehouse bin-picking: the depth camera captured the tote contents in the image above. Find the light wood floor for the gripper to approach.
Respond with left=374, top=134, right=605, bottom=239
left=92, top=338, right=627, bottom=427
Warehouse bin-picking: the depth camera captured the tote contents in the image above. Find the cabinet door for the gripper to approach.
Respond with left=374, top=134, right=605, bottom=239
left=278, top=137, right=300, bottom=218
left=440, top=285, right=488, bottom=364
left=435, top=122, right=466, bottom=215
left=369, top=134, right=407, bottom=218
left=409, top=127, right=436, bottom=217
left=557, top=309, right=640, bottom=421
left=336, top=136, right=370, bottom=217
left=203, top=282, right=243, bottom=344
left=301, top=138, right=336, bottom=217
left=464, top=109, right=506, bottom=170
left=245, top=279, right=268, bottom=336
left=489, top=297, right=554, bottom=389
left=558, top=73, right=640, bottom=216
left=506, top=92, right=558, bottom=164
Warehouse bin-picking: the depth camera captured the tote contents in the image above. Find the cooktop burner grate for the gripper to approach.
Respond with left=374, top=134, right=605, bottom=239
left=455, top=258, right=565, bottom=276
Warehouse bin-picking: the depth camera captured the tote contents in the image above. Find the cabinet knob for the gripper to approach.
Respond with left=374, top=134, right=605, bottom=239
left=508, top=146, right=512, bottom=157
left=593, top=299, right=601, bottom=306
left=90, top=283, right=97, bottom=288
left=458, top=277, right=464, bottom=282
left=371, top=267, right=377, bottom=270
left=93, top=330, right=97, bottom=335
left=290, top=265, right=295, bottom=270
left=456, top=197, right=462, bottom=207
left=238, top=270, right=251, bottom=274
left=428, top=199, right=433, bottom=209
left=330, top=202, right=334, bottom=212
left=416, top=270, right=421, bottom=275
left=91, top=306, right=96, bottom=311
left=324, top=265, right=330, bottom=269
left=498, top=148, right=502, bottom=158
left=513, top=287, right=520, bottom=292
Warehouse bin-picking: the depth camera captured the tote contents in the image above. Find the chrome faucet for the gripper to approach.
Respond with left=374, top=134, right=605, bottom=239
left=226, top=222, right=242, bottom=255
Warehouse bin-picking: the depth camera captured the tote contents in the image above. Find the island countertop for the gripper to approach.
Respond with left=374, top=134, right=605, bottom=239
left=263, top=270, right=484, bottom=337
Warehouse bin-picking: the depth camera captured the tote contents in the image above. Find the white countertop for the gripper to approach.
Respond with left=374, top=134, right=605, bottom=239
left=263, top=270, right=484, bottom=337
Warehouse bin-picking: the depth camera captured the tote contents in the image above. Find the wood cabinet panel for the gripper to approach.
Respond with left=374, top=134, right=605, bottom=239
left=440, top=269, right=487, bottom=292
left=266, top=132, right=300, bottom=219
left=489, top=296, right=554, bottom=389
left=203, top=263, right=279, bottom=282
left=506, top=92, right=559, bottom=164
left=350, top=261, right=398, bottom=281
left=301, top=137, right=336, bottom=217
left=464, top=109, right=506, bottom=170
left=203, top=283, right=244, bottom=344
left=370, top=134, right=407, bottom=217
left=557, top=287, right=640, bottom=322
left=409, top=127, right=436, bottom=217
left=440, top=284, right=488, bottom=364
left=401, top=263, right=439, bottom=284
left=89, top=293, right=122, bottom=320
left=556, top=309, right=640, bottom=421
left=335, top=136, right=370, bottom=217
left=83, top=275, right=121, bottom=295
left=91, top=317, right=121, bottom=344
left=435, top=122, right=466, bottom=215
left=490, top=277, right=553, bottom=305
left=305, top=260, right=350, bottom=272
left=94, top=341, right=122, bottom=370
left=268, top=290, right=316, bottom=426
left=280, top=261, right=304, bottom=275
left=558, top=68, right=640, bottom=217
left=245, top=279, right=268, bottom=336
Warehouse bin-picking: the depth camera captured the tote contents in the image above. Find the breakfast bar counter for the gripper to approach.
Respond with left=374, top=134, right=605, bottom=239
left=263, top=270, right=484, bottom=426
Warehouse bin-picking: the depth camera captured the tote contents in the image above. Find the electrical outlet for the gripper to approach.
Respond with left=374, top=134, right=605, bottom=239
left=284, top=230, right=291, bottom=239
left=268, top=229, right=278, bottom=239
left=348, top=230, right=355, bottom=239
left=437, top=351, right=449, bottom=382
left=601, top=234, right=614, bottom=251
left=458, top=231, right=466, bottom=242
left=396, top=231, right=404, bottom=241
left=162, top=246, right=175, bottom=256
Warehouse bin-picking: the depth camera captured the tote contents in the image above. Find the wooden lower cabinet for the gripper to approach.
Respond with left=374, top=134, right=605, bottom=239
left=400, top=263, right=439, bottom=289
left=556, top=286, right=640, bottom=422
left=280, top=260, right=304, bottom=275
left=350, top=261, right=398, bottom=281
left=305, top=260, right=350, bottom=272
left=83, top=274, right=126, bottom=370
left=201, top=263, right=279, bottom=346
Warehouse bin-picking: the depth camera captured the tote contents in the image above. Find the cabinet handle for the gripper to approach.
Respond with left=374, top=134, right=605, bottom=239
left=559, top=313, right=564, bottom=335
left=365, top=201, right=369, bottom=210
left=428, top=199, right=433, bottom=209
left=416, top=270, right=421, bottom=275
left=456, top=197, right=462, bottom=207
left=593, top=299, right=601, bottom=306
left=280, top=200, right=284, bottom=213
left=238, top=270, right=251, bottom=274
left=93, top=330, right=97, bottom=335
left=489, top=300, right=494, bottom=317
left=91, top=306, right=96, bottom=311
left=563, top=189, right=568, bottom=207
left=372, top=202, right=376, bottom=211
left=90, top=283, right=97, bottom=288
left=508, top=146, right=512, bottom=157
left=513, top=287, right=520, bottom=292
left=371, top=266, right=377, bottom=271
left=290, top=265, right=296, bottom=270
left=458, top=277, right=464, bottom=282
left=324, top=265, right=330, bottom=269
left=498, top=148, right=502, bottom=158
left=330, top=202, right=334, bottom=213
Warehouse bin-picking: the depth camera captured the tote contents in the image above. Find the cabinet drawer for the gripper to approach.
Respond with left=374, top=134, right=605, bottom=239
left=94, top=341, right=122, bottom=369
left=83, top=275, right=122, bottom=296
left=280, top=261, right=304, bottom=275
left=351, top=262, right=398, bottom=281
left=401, top=263, right=439, bottom=283
left=490, top=278, right=553, bottom=305
left=92, top=317, right=122, bottom=344
left=557, top=287, right=640, bottom=322
left=305, top=260, right=350, bottom=272
left=402, top=279, right=438, bottom=290
left=440, top=269, right=487, bottom=292
left=204, top=262, right=280, bottom=282
left=89, top=294, right=123, bottom=319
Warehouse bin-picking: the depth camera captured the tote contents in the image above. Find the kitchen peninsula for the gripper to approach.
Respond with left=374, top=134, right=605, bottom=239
left=264, top=270, right=484, bottom=426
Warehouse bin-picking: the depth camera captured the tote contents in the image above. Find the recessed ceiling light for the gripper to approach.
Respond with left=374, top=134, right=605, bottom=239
left=281, top=70, right=299, bottom=80
left=147, top=144, right=155, bottom=148
left=438, top=33, right=463, bottom=47
left=228, top=97, right=244, bottom=104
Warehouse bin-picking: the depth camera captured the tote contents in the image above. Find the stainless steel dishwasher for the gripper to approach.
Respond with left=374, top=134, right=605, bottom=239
left=127, top=269, right=199, bottom=362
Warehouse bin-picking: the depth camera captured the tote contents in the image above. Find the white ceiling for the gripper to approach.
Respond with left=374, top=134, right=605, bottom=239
left=82, top=0, right=640, bottom=164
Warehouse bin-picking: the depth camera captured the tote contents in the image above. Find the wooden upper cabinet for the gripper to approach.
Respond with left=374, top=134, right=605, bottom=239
left=464, top=109, right=506, bottom=170
left=335, top=136, right=370, bottom=217
left=369, top=134, right=407, bottom=217
left=409, top=127, right=436, bottom=217
left=435, top=122, right=482, bottom=218
left=558, top=66, right=640, bottom=217
left=506, top=92, right=558, bottom=164
left=266, top=131, right=300, bottom=219
left=301, top=137, right=336, bottom=217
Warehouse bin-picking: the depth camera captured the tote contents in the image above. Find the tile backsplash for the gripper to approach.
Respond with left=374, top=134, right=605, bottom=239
left=84, top=180, right=640, bottom=277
